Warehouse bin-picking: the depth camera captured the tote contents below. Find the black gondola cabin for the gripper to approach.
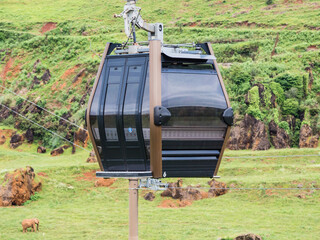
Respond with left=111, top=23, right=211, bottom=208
left=86, top=42, right=233, bottom=178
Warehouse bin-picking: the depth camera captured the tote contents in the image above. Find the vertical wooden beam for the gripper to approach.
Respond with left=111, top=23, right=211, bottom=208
left=86, top=43, right=110, bottom=171
left=206, top=43, right=232, bottom=177
left=149, top=40, right=162, bottom=178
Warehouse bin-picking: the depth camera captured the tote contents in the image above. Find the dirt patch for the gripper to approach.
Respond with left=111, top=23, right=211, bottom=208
left=76, top=170, right=99, bottom=182
left=94, top=178, right=116, bottom=187
left=37, top=172, right=48, bottom=178
left=158, top=199, right=193, bottom=208
left=41, top=22, right=57, bottom=34
left=61, top=65, right=80, bottom=80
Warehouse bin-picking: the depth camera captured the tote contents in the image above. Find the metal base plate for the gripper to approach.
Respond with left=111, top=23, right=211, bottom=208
left=96, top=171, right=152, bottom=178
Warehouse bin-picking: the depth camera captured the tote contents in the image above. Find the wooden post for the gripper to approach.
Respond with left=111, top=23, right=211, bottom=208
left=129, top=179, right=139, bottom=240
left=149, top=40, right=162, bottom=178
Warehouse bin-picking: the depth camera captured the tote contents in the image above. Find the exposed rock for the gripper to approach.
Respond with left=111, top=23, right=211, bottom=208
left=90, top=151, right=96, bottom=157
left=62, top=144, right=71, bottom=150
left=74, top=128, right=89, bottom=147
left=50, top=147, right=64, bottom=156
left=144, top=192, right=155, bottom=201
left=94, top=178, right=116, bottom=187
left=0, top=107, right=10, bottom=120
left=299, top=124, right=319, bottom=148
left=228, top=114, right=271, bottom=150
left=31, top=76, right=41, bottom=88
left=86, top=157, right=97, bottom=163
left=72, top=68, right=86, bottom=83
left=0, top=135, right=6, bottom=145
left=234, top=233, right=263, bottom=240
left=72, top=144, right=76, bottom=154
left=0, top=166, right=42, bottom=207
left=161, top=179, right=184, bottom=199
left=24, top=129, right=34, bottom=144
left=59, top=112, right=72, bottom=126
left=268, top=120, right=290, bottom=149
left=41, top=69, right=51, bottom=84
left=32, top=60, right=41, bottom=73
left=207, top=179, right=228, bottom=197
left=10, top=134, right=24, bottom=149
left=37, top=146, right=46, bottom=154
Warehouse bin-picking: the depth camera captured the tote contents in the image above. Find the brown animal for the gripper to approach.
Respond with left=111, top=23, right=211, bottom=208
left=21, top=218, right=39, bottom=233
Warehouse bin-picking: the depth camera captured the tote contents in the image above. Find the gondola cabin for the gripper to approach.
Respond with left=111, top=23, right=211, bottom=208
left=86, top=42, right=233, bottom=178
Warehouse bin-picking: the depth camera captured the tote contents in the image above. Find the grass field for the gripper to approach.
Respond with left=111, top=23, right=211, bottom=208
left=0, top=142, right=319, bottom=240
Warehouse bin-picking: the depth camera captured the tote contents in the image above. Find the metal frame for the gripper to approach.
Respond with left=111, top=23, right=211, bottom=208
left=149, top=40, right=162, bottom=178
left=206, top=42, right=232, bottom=177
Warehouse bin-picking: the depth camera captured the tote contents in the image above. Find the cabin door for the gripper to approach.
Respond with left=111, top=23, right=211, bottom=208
left=98, top=56, right=148, bottom=171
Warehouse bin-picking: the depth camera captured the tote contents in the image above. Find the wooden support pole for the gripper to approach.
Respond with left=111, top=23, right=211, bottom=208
left=149, top=40, right=162, bottom=178
left=129, top=179, right=139, bottom=240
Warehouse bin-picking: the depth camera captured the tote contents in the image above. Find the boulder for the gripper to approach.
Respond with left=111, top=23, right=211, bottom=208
left=144, top=192, right=155, bottom=201
left=228, top=114, right=270, bottom=150
left=234, top=233, right=263, bottom=240
left=299, top=124, right=319, bottom=148
left=10, top=134, right=24, bottom=149
left=90, top=151, right=96, bottom=157
left=50, top=147, right=64, bottom=156
left=41, top=69, right=51, bottom=84
left=207, top=179, right=228, bottom=197
left=24, top=129, right=34, bottom=144
left=268, top=120, right=290, bottom=149
left=37, top=146, right=46, bottom=153
left=74, top=128, right=89, bottom=147
left=86, top=157, right=97, bottom=163
left=0, top=166, right=42, bottom=206
left=0, top=135, right=6, bottom=145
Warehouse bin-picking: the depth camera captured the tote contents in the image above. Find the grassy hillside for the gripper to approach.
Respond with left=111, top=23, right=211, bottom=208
left=1, top=0, right=320, bottom=149
left=0, top=142, right=319, bottom=239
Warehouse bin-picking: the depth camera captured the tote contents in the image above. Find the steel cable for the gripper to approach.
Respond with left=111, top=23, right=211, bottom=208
left=0, top=103, right=90, bottom=153
left=0, top=85, right=87, bottom=132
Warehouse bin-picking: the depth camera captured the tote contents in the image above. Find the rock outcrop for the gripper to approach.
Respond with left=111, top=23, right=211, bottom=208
left=0, top=166, right=42, bottom=206
left=10, top=134, right=24, bottom=149
left=234, top=233, right=263, bottom=240
left=86, top=151, right=97, bottom=163
left=24, top=129, right=34, bottom=144
left=228, top=114, right=271, bottom=150
left=37, top=146, right=46, bottom=153
left=50, top=147, right=64, bottom=156
left=161, top=179, right=228, bottom=203
left=0, top=135, right=6, bottom=145
left=299, top=124, right=319, bottom=148
left=144, top=192, right=155, bottom=201
left=74, top=128, right=89, bottom=147
left=268, top=120, right=290, bottom=149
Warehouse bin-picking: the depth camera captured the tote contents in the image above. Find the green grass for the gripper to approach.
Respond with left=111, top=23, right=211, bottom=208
left=0, top=145, right=319, bottom=240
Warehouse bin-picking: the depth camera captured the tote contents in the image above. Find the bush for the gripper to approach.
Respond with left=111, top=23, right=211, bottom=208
left=279, top=121, right=290, bottom=133
left=282, top=99, right=299, bottom=116
left=266, top=0, right=273, bottom=5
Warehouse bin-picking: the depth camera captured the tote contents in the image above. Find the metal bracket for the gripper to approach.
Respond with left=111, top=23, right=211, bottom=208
left=138, top=178, right=168, bottom=191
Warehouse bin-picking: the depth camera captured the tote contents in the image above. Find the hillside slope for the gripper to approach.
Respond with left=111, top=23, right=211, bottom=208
left=0, top=0, right=320, bottom=150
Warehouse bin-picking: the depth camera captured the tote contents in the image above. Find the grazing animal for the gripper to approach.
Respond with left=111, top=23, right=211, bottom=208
left=21, top=218, right=39, bottom=233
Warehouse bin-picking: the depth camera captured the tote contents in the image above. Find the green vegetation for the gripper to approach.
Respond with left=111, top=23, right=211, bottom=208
left=0, top=144, right=319, bottom=239
left=1, top=0, right=320, bottom=149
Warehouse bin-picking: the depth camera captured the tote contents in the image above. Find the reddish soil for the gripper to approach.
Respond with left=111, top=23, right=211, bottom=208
left=95, top=178, right=116, bottom=187
left=0, top=129, right=16, bottom=138
left=41, top=22, right=57, bottom=34
left=37, top=172, right=48, bottom=178
left=76, top=170, right=99, bottom=182
left=307, top=45, right=318, bottom=51
left=61, top=65, right=80, bottom=80
left=1, top=58, right=14, bottom=81
left=158, top=199, right=193, bottom=208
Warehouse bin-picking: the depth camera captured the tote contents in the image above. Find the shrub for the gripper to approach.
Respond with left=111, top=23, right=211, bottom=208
left=279, top=121, right=290, bottom=133
left=266, top=0, right=273, bottom=5
left=282, top=99, right=299, bottom=116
